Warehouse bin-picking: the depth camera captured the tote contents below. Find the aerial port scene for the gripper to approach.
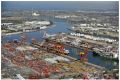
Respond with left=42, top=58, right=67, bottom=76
left=1, top=1, right=119, bottom=79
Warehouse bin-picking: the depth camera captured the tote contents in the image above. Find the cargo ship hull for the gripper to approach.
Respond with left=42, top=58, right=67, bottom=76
left=92, top=49, right=118, bottom=61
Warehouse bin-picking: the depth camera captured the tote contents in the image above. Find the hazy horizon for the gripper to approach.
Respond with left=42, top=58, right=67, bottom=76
left=1, top=1, right=119, bottom=11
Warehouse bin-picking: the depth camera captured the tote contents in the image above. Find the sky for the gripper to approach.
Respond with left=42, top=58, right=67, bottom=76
left=1, top=1, right=119, bottom=11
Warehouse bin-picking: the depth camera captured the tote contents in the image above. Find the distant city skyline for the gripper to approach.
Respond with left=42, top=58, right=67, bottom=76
left=2, top=1, right=119, bottom=11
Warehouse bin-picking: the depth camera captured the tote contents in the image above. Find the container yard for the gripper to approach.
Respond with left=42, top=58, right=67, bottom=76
left=1, top=34, right=118, bottom=79
left=1, top=40, right=107, bottom=79
left=1, top=1, right=119, bottom=79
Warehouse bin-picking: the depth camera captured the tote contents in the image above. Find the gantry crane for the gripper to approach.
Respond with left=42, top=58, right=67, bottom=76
left=79, top=43, right=88, bottom=62
left=31, top=37, right=37, bottom=44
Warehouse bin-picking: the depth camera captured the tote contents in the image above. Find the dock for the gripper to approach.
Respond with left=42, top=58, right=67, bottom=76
left=32, top=41, right=105, bottom=70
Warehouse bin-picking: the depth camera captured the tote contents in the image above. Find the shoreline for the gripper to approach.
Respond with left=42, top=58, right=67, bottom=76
left=4, top=32, right=23, bottom=36
left=2, top=25, right=55, bottom=36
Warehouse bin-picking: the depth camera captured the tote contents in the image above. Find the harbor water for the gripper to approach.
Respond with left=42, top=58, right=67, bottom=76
left=3, top=17, right=119, bottom=70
